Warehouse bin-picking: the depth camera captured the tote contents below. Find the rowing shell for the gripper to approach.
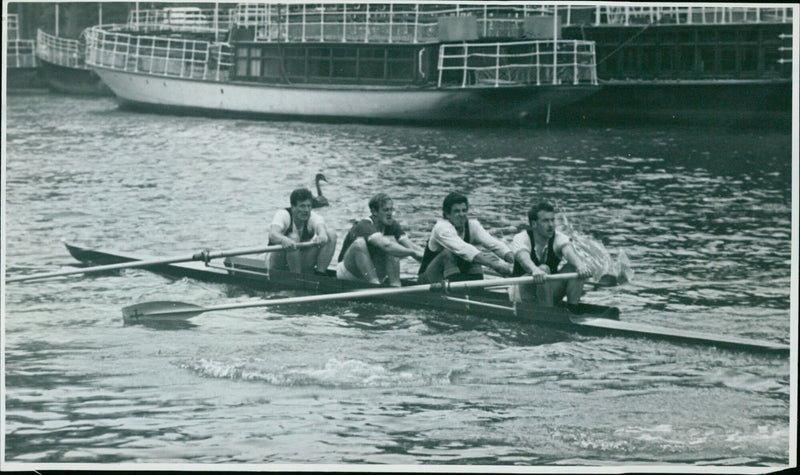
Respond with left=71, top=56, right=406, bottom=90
left=64, top=243, right=789, bottom=355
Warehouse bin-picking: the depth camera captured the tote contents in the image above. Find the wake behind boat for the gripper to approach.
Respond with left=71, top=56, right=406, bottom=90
left=62, top=242, right=789, bottom=355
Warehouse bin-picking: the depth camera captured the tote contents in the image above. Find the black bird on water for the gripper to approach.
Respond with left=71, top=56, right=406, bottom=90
left=312, top=173, right=329, bottom=208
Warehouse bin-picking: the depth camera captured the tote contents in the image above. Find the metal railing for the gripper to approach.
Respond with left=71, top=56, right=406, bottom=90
left=233, top=2, right=557, bottom=43
left=7, top=12, right=21, bottom=40
left=36, top=29, right=86, bottom=69
left=84, top=26, right=232, bottom=81
left=232, top=4, right=794, bottom=41
left=580, top=5, right=794, bottom=26
left=438, top=40, right=597, bottom=87
left=126, top=7, right=236, bottom=34
left=7, top=39, right=37, bottom=68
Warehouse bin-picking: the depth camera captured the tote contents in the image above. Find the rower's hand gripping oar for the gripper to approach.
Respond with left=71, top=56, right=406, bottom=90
left=6, top=242, right=319, bottom=283
left=122, top=273, right=582, bottom=321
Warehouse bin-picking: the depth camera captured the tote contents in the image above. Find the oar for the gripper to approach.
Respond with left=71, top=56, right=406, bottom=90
left=7, top=242, right=319, bottom=283
left=482, top=268, right=620, bottom=289
left=122, top=273, right=581, bottom=321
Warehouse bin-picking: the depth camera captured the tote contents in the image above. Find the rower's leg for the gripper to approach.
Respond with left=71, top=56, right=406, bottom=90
left=418, top=250, right=450, bottom=284
left=538, top=281, right=557, bottom=307
left=343, top=238, right=380, bottom=284
left=375, top=237, right=401, bottom=287
left=286, top=249, right=305, bottom=274
left=384, top=255, right=401, bottom=287
left=269, top=250, right=289, bottom=271
left=564, top=275, right=584, bottom=304
left=315, top=229, right=337, bottom=274
left=548, top=264, right=583, bottom=304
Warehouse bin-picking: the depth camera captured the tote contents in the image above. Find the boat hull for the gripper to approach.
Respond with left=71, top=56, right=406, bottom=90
left=92, top=67, right=600, bottom=123
left=556, top=79, right=791, bottom=127
left=62, top=243, right=788, bottom=354
left=64, top=243, right=618, bottom=323
left=38, top=58, right=113, bottom=96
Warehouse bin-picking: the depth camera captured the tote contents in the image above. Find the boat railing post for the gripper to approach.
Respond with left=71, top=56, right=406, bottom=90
left=389, top=3, right=393, bottom=43
left=552, top=7, right=558, bottom=85
left=414, top=4, right=419, bottom=43
left=495, top=43, right=500, bottom=86
left=437, top=44, right=444, bottom=87
left=342, top=3, right=347, bottom=42
left=573, top=41, right=577, bottom=84
left=301, top=3, right=306, bottom=42
left=365, top=3, right=370, bottom=43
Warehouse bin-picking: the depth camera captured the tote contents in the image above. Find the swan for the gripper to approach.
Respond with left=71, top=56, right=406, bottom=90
left=312, top=173, right=329, bottom=208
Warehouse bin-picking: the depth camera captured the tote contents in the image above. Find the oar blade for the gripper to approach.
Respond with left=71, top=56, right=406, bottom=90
left=122, top=301, right=206, bottom=323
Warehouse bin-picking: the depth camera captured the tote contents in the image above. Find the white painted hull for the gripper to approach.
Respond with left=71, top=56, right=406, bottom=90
left=93, top=67, right=599, bottom=122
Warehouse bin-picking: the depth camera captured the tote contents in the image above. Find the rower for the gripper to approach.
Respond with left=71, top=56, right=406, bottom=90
left=509, top=201, right=593, bottom=306
left=418, top=192, right=513, bottom=284
left=268, top=188, right=337, bottom=275
left=336, top=193, right=424, bottom=286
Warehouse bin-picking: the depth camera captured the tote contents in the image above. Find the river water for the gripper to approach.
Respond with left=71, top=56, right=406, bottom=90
left=2, top=94, right=794, bottom=469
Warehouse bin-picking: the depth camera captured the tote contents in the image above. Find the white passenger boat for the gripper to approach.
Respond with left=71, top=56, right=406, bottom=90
left=84, top=2, right=601, bottom=123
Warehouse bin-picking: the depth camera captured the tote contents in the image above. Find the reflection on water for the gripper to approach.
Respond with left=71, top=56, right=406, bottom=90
left=3, top=94, right=792, bottom=466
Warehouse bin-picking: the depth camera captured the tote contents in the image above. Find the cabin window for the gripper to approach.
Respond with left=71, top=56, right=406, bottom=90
left=659, top=47, right=675, bottom=73
left=331, top=48, right=357, bottom=78
left=699, top=47, right=716, bottom=74
left=679, top=46, right=696, bottom=74
left=235, top=47, right=248, bottom=77
left=740, top=48, right=758, bottom=72
left=233, top=44, right=419, bottom=84
left=719, top=48, right=737, bottom=73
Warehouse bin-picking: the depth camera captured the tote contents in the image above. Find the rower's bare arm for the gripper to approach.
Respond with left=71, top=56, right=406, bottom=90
left=370, top=234, right=417, bottom=258
left=398, top=235, right=425, bottom=261
left=562, top=243, right=592, bottom=278
left=514, top=250, right=546, bottom=282
left=474, top=251, right=513, bottom=276
left=269, top=224, right=296, bottom=248
left=312, top=222, right=329, bottom=244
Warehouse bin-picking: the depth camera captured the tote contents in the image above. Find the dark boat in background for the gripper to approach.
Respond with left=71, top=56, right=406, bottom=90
left=557, top=4, right=793, bottom=126
left=5, top=13, right=46, bottom=91
left=36, top=29, right=111, bottom=95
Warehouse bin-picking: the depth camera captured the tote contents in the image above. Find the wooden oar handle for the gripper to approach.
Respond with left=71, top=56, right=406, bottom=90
left=430, top=273, right=581, bottom=293
left=190, top=241, right=319, bottom=262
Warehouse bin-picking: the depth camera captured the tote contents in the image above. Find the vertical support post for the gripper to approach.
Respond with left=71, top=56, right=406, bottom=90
left=462, top=44, right=468, bottom=87
left=573, top=41, right=578, bottom=84
left=414, top=4, right=419, bottom=43
left=553, top=5, right=558, bottom=85
left=484, top=4, right=488, bottom=37
left=389, top=3, right=393, bottom=43
left=214, top=3, right=219, bottom=42
left=55, top=3, right=59, bottom=36
left=495, top=43, right=500, bottom=86
left=342, top=3, right=347, bottom=42
left=365, top=3, right=370, bottom=43
left=99, top=3, right=103, bottom=26
left=302, top=3, right=306, bottom=42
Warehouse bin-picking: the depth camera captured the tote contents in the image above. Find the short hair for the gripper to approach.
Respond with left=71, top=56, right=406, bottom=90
left=528, top=201, right=555, bottom=222
left=290, top=188, right=314, bottom=206
left=442, top=192, right=468, bottom=217
left=368, top=193, right=392, bottom=213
